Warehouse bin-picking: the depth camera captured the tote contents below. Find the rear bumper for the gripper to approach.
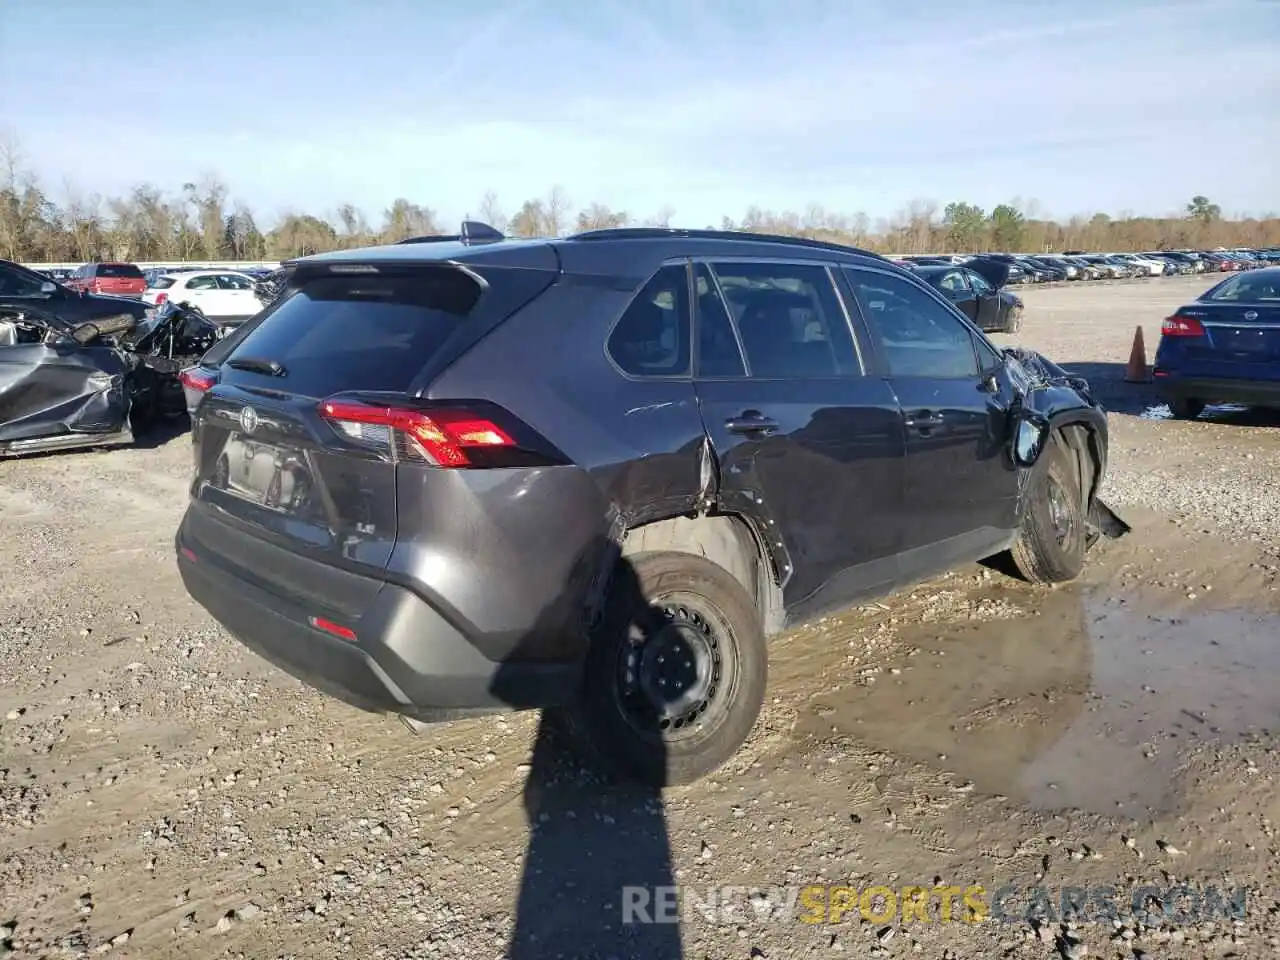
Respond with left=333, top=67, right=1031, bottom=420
left=1156, top=374, right=1280, bottom=406
left=176, top=530, right=584, bottom=720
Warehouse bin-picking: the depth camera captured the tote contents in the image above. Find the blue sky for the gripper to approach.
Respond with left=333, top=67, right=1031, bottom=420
left=3, top=0, right=1277, bottom=229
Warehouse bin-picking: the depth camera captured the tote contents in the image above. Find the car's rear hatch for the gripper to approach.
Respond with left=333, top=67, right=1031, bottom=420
left=182, top=254, right=559, bottom=621
left=91, top=264, right=147, bottom=297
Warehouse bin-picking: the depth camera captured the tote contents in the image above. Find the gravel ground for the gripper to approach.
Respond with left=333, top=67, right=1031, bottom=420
left=2, top=274, right=1279, bottom=960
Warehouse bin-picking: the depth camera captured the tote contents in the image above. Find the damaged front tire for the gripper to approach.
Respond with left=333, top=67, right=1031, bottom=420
left=1010, top=435, right=1088, bottom=585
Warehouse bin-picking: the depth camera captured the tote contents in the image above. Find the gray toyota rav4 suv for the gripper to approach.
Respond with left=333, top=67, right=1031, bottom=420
left=175, top=223, right=1126, bottom=786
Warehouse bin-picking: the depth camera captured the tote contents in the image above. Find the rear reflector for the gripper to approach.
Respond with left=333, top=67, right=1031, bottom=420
left=309, top=616, right=356, bottom=641
left=1161, top=314, right=1205, bottom=337
left=318, top=399, right=515, bottom=467
left=179, top=367, right=216, bottom=392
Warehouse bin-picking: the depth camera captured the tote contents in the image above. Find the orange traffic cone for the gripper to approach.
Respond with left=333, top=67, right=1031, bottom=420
left=1124, top=325, right=1151, bottom=383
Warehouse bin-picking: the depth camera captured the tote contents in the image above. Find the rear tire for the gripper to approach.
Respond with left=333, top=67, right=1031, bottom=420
left=1169, top=397, right=1204, bottom=419
left=1010, top=436, right=1087, bottom=585
left=554, top=551, right=767, bottom=787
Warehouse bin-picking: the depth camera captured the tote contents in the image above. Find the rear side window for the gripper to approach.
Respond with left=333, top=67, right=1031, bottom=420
left=98, top=263, right=144, bottom=279
left=151, top=276, right=176, bottom=289
left=708, top=261, right=860, bottom=378
left=607, top=264, right=691, bottom=377
left=222, top=271, right=482, bottom=397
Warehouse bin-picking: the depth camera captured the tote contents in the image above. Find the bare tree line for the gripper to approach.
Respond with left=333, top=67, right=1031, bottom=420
left=1, top=135, right=1275, bottom=264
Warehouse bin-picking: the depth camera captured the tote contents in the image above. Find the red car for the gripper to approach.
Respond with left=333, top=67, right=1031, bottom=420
left=66, top=262, right=147, bottom=298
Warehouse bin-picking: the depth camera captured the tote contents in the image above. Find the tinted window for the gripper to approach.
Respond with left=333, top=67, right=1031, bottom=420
left=222, top=271, right=482, bottom=397
left=0, top=263, right=48, bottom=297
left=939, top=270, right=969, bottom=294
left=708, top=261, right=859, bottom=378
left=151, top=276, right=177, bottom=290
left=1206, top=272, right=1280, bottom=301
left=216, top=274, right=255, bottom=291
left=185, top=275, right=219, bottom=291
left=844, top=268, right=979, bottom=379
left=607, top=264, right=691, bottom=377
left=693, top=263, right=745, bottom=377
left=974, top=333, right=1003, bottom=371
left=98, top=263, right=144, bottom=279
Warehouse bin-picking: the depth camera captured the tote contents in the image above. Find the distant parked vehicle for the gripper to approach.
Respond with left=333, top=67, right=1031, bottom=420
left=1154, top=266, right=1280, bottom=418
left=66, top=262, right=147, bottom=298
left=909, top=263, right=1024, bottom=333
left=143, top=270, right=262, bottom=329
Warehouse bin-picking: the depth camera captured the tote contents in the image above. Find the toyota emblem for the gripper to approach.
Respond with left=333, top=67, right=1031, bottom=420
left=239, top=406, right=260, bottom=434
left=1243, top=310, right=1258, bottom=321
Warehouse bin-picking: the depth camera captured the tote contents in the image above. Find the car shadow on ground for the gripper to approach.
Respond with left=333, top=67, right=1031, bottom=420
left=133, top=414, right=191, bottom=449
left=1062, top=361, right=1280, bottom=427
left=500, top=553, right=684, bottom=959
left=1056, top=361, right=1159, bottom=415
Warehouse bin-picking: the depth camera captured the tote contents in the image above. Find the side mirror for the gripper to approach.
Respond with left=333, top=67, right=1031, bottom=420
left=40, top=281, right=57, bottom=295
left=1012, top=413, right=1050, bottom=467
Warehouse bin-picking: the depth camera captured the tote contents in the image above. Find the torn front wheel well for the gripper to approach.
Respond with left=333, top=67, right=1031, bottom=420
left=1052, top=421, right=1127, bottom=541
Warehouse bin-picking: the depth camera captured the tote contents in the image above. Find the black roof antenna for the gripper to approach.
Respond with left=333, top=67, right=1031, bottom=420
left=397, top=219, right=507, bottom=246
left=460, top=220, right=504, bottom=245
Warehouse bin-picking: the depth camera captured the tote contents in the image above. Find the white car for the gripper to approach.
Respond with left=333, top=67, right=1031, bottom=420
left=1111, top=253, right=1166, bottom=276
left=142, top=270, right=261, bottom=323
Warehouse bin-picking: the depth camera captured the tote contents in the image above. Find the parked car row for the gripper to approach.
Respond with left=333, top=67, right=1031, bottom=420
left=898, top=248, right=1280, bottom=284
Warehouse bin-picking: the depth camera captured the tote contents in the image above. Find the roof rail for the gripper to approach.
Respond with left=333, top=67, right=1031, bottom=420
left=398, top=219, right=506, bottom=247
left=566, top=227, right=888, bottom=260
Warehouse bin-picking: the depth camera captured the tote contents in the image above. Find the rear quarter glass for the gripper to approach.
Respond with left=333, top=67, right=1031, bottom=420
left=217, top=271, right=483, bottom=397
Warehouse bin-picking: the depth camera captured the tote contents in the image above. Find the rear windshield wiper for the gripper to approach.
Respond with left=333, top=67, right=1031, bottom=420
left=226, top=356, right=287, bottom=377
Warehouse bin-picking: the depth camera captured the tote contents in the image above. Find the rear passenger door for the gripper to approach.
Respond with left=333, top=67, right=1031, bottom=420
left=842, top=266, right=1019, bottom=570
left=691, top=259, right=907, bottom=622
left=215, top=274, right=261, bottom=317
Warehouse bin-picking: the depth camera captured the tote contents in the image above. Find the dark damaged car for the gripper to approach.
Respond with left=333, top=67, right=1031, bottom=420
left=0, top=297, right=219, bottom=456
left=906, top=260, right=1024, bottom=333
left=174, top=224, right=1128, bottom=787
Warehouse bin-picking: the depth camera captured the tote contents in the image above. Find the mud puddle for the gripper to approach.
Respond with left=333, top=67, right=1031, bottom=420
left=802, top=586, right=1280, bottom=818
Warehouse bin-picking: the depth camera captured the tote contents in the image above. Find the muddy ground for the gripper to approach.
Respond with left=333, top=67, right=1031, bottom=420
left=2, top=275, right=1279, bottom=960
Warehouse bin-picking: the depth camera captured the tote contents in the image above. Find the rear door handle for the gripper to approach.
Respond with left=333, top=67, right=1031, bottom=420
left=725, top=412, right=779, bottom=436
left=905, top=410, right=945, bottom=430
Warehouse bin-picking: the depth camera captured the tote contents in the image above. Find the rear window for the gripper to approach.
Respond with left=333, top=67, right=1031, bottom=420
left=98, top=263, right=144, bottom=278
left=151, top=276, right=177, bottom=289
left=221, top=271, right=482, bottom=397
left=1206, top=273, right=1280, bottom=301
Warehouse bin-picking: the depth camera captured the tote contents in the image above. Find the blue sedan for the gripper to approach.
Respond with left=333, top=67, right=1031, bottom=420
left=1154, top=266, right=1280, bottom=418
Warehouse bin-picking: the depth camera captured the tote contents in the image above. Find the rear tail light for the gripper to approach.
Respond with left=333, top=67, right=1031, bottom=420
left=154, top=291, right=168, bottom=305
left=1161, top=314, right=1206, bottom=337
left=179, top=367, right=216, bottom=393
left=318, top=398, right=560, bottom=469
